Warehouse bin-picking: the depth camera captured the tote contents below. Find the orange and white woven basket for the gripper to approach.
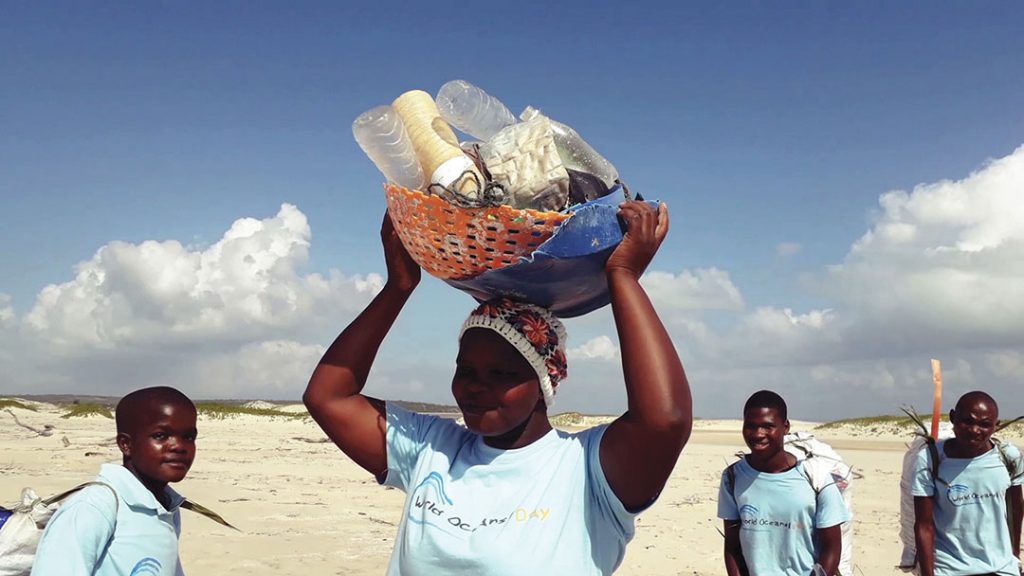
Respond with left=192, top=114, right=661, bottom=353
left=384, top=184, right=571, bottom=280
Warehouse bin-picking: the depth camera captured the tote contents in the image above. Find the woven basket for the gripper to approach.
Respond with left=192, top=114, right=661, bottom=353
left=384, top=184, right=571, bottom=280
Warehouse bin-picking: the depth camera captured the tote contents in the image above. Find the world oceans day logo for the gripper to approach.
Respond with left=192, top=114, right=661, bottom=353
left=129, top=557, right=162, bottom=576
left=407, top=471, right=553, bottom=535
left=946, top=483, right=1001, bottom=507
left=739, top=504, right=759, bottom=518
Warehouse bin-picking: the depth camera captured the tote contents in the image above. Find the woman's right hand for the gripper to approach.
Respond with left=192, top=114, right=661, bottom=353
left=381, top=210, right=420, bottom=292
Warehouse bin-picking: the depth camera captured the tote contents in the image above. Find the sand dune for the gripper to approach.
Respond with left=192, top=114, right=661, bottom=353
left=3, top=402, right=1021, bottom=575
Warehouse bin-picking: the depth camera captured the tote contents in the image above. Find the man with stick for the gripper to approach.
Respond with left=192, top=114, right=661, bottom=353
left=912, top=391, right=1024, bottom=576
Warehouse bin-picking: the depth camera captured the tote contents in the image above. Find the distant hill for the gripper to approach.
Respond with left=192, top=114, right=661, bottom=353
left=8, top=394, right=459, bottom=413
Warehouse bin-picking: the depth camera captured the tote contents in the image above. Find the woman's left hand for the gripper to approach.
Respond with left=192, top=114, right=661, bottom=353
left=605, top=201, right=669, bottom=280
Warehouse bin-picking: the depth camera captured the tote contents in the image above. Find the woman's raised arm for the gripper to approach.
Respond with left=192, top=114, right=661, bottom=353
left=600, top=201, right=693, bottom=511
left=303, top=212, right=421, bottom=478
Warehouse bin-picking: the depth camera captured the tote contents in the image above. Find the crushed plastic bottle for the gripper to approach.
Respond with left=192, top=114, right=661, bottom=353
left=352, top=105, right=425, bottom=190
left=436, top=80, right=516, bottom=141
left=521, top=106, right=618, bottom=188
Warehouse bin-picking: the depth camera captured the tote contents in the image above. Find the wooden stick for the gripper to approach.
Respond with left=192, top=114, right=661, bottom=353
left=930, top=358, right=943, bottom=439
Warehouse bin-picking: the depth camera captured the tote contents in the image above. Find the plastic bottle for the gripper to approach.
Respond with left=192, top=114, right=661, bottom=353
left=392, top=90, right=484, bottom=199
left=521, top=106, right=619, bottom=188
left=352, top=105, right=425, bottom=191
left=436, top=80, right=516, bottom=141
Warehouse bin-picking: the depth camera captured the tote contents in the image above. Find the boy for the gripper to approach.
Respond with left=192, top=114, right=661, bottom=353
left=719, top=390, right=848, bottom=576
left=912, top=391, right=1024, bottom=576
left=32, top=386, right=198, bottom=576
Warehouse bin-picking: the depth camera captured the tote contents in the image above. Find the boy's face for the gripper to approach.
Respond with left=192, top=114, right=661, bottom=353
left=118, top=401, right=198, bottom=485
left=950, top=399, right=998, bottom=454
left=742, top=406, right=789, bottom=458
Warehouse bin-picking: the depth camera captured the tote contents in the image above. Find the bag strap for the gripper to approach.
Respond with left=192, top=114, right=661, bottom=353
left=39, top=483, right=235, bottom=533
left=991, top=438, right=1020, bottom=543
left=924, top=437, right=949, bottom=487
left=992, top=438, right=1020, bottom=479
left=797, top=460, right=824, bottom=497
left=41, top=481, right=118, bottom=515
left=725, top=462, right=737, bottom=498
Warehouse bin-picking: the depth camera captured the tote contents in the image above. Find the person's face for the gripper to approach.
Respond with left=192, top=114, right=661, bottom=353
left=452, top=328, right=543, bottom=437
left=742, top=407, right=789, bottom=458
left=118, top=402, right=197, bottom=485
left=950, top=400, right=998, bottom=453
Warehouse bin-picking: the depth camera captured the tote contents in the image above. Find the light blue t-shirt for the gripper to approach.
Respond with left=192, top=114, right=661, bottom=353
left=717, top=457, right=849, bottom=576
left=382, top=404, right=638, bottom=576
left=910, top=439, right=1024, bottom=576
left=32, top=463, right=186, bottom=576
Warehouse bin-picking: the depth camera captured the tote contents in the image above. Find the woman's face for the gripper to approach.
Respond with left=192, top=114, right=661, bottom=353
left=452, top=328, right=543, bottom=437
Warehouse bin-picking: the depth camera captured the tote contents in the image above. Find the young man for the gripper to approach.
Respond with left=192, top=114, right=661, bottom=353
left=32, top=386, right=198, bottom=576
left=719, top=390, right=848, bottom=576
left=912, top=391, right=1024, bottom=576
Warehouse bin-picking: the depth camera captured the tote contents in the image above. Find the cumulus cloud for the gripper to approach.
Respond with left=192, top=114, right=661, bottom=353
left=0, top=294, right=14, bottom=328
left=23, top=204, right=381, bottom=350
left=638, top=145, right=1024, bottom=417
left=192, top=340, right=327, bottom=398
left=4, top=145, right=1023, bottom=418
left=568, top=335, right=620, bottom=361
left=641, top=268, right=744, bottom=312
left=2, top=204, right=380, bottom=399
left=823, top=144, right=1024, bottom=352
left=678, top=145, right=1024, bottom=369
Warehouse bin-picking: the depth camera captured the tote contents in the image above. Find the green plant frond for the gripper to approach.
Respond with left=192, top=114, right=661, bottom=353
left=181, top=499, right=239, bottom=531
left=995, top=415, right=1024, bottom=434
left=900, top=406, right=931, bottom=438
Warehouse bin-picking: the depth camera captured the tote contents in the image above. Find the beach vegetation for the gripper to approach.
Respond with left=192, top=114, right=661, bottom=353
left=61, top=403, right=114, bottom=419
left=816, top=415, right=915, bottom=430
left=0, top=398, right=37, bottom=411
left=196, top=402, right=308, bottom=420
left=550, top=412, right=585, bottom=427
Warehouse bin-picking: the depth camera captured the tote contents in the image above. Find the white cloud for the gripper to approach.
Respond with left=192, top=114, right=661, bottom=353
left=634, top=145, right=1024, bottom=417
left=641, top=268, right=744, bottom=312
left=776, top=242, right=802, bottom=257
left=2, top=204, right=380, bottom=399
left=987, top=351, right=1024, bottom=380
left=193, top=340, right=327, bottom=398
left=4, top=145, right=1024, bottom=418
left=568, top=335, right=620, bottom=361
left=23, top=204, right=381, bottom=350
left=823, top=144, right=1024, bottom=351
left=0, top=294, right=14, bottom=328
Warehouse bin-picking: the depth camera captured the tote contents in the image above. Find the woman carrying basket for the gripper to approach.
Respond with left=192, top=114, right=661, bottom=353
left=304, top=200, right=692, bottom=575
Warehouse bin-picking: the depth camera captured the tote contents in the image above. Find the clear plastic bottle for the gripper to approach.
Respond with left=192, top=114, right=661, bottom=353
left=436, top=80, right=516, bottom=141
left=352, top=105, right=425, bottom=190
left=521, top=106, right=619, bottom=188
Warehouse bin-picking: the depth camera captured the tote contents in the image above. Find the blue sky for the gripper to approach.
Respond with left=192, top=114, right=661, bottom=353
left=2, top=2, right=1023, bottom=419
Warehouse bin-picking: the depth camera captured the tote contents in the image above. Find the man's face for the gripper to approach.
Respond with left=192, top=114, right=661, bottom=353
left=119, top=402, right=198, bottom=484
left=950, top=399, right=998, bottom=454
left=742, top=406, right=789, bottom=458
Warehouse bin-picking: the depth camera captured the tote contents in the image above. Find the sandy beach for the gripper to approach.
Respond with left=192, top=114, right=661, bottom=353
left=3, top=402, right=1021, bottom=575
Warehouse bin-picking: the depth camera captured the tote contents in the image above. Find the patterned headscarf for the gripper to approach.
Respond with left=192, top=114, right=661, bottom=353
left=460, top=298, right=568, bottom=406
